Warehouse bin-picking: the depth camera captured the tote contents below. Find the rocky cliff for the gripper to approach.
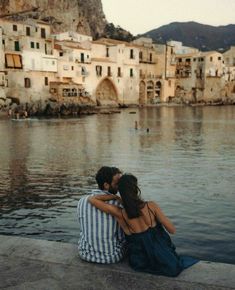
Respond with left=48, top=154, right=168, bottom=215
left=0, top=0, right=107, bottom=38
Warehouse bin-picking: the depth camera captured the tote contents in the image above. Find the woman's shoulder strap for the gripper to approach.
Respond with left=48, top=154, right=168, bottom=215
left=146, top=201, right=158, bottom=222
left=121, top=210, right=135, bottom=233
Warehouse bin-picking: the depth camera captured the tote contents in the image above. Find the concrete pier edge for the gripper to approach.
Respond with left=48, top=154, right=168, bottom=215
left=0, top=234, right=234, bottom=290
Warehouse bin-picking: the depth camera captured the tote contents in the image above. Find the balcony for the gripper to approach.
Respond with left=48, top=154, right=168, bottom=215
left=176, top=61, right=191, bottom=68
left=139, top=59, right=156, bottom=64
left=140, top=74, right=163, bottom=80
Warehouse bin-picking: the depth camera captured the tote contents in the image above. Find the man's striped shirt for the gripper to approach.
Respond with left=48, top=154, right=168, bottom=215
left=77, top=190, right=126, bottom=264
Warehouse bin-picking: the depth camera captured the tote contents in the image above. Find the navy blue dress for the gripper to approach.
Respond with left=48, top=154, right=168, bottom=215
left=123, top=204, right=198, bottom=277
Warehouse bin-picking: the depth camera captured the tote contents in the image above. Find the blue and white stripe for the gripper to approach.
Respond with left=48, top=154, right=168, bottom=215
left=77, top=190, right=126, bottom=264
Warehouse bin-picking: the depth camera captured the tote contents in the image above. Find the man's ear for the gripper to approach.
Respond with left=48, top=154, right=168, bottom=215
left=103, top=182, right=109, bottom=191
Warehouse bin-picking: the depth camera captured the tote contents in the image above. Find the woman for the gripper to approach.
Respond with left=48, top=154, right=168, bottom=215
left=88, top=174, right=198, bottom=277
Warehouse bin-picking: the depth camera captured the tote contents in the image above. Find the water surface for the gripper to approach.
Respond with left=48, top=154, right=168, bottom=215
left=0, top=106, right=235, bottom=264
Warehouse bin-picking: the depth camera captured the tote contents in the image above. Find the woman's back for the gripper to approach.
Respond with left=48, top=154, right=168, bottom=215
left=121, top=203, right=198, bottom=277
left=120, top=202, right=157, bottom=235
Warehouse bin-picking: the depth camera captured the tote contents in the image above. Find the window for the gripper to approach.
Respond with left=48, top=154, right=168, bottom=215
left=130, top=49, right=134, bottom=59
left=168, top=80, right=171, bottom=87
left=13, top=24, right=17, bottom=31
left=5, top=54, right=22, bottom=69
left=71, top=66, right=74, bottom=71
left=96, top=65, right=102, bottom=76
left=24, top=78, right=31, bottom=88
left=218, top=57, right=221, bottom=60
left=117, top=67, right=121, bottom=77
left=26, top=27, right=30, bottom=36
left=139, top=51, right=143, bottom=60
left=210, top=57, right=213, bottom=62
left=149, top=53, right=152, bottom=62
left=178, top=58, right=182, bottom=62
left=81, top=67, right=87, bottom=75
left=193, top=58, right=196, bottom=62
left=14, top=41, right=20, bottom=51
left=41, top=28, right=46, bottom=38
left=106, top=47, right=109, bottom=57
left=2, top=39, right=5, bottom=45
left=36, top=43, right=40, bottom=49
left=30, top=42, right=34, bottom=49
left=81, top=53, right=84, bottom=63
left=59, top=52, right=63, bottom=57
left=107, top=66, right=111, bottom=77
left=52, top=61, right=55, bottom=65
left=45, top=77, right=48, bottom=86
left=130, top=68, right=133, bottom=77
left=45, top=44, right=47, bottom=54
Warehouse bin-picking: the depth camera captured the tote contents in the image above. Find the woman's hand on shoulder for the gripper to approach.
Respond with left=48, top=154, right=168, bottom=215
left=149, top=201, right=176, bottom=234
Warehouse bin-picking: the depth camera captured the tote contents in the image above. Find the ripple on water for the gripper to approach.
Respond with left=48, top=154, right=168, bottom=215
left=0, top=106, right=235, bottom=264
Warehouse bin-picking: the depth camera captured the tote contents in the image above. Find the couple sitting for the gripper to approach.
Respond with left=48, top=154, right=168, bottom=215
left=77, top=166, right=198, bottom=277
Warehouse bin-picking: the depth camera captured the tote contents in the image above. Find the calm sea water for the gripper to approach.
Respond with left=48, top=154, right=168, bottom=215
left=0, top=106, right=235, bottom=264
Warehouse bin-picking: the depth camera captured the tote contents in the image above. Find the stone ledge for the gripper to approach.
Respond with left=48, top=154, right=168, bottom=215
left=0, top=235, right=234, bottom=290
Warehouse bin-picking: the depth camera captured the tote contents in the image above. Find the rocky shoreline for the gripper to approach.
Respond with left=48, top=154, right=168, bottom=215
left=0, top=102, right=125, bottom=120
left=0, top=101, right=235, bottom=120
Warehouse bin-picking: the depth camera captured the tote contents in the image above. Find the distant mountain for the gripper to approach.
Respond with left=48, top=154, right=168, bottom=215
left=141, top=21, right=235, bottom=51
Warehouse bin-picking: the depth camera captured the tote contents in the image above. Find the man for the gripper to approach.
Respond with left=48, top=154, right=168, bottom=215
left=77, top=166, right=126, bottom=264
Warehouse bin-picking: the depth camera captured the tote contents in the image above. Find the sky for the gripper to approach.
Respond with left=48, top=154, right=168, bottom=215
left=102, top=0, right=235, bottom=35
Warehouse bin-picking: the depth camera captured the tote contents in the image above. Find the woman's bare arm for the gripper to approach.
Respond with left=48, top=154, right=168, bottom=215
left=88, top=194, right=122, bottom=218
left=150, top=201, right=176, bottom=234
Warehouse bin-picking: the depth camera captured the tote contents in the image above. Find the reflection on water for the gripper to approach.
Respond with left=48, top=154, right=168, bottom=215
left=0, top=106, right=235, bottom=264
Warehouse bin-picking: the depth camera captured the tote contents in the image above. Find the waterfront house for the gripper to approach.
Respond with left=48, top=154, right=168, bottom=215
left=133, top=37, right=176, bottom=104
left=51, top=36, right=93, bottom=105
left=0, top=18, right=57, bottom=104
left=175, top=50, right=225, bottom=103
left=91, top=38, right=139, bottom=106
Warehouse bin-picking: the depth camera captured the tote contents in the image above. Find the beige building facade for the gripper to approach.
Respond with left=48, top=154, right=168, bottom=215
left=1, top=17, right=235, bottom=108
left=175, top=50, right=227, bottom=103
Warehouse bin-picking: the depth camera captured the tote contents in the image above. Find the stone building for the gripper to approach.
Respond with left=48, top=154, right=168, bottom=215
left=90, top=38, right=139, bottom=106
left=0, top=18, right=57, bottom=104
left=175, top=50, right=226, bottom=103
left=1, top=17, right=235, bottom=109
left=222, top=47, right=235, bottom=101
left=51, top=36, right=93, bottom=105
left=133, top=37, right=176, bottom=104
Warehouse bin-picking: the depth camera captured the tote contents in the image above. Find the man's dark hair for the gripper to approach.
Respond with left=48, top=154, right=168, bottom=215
left=96, top=166, right=121, bottom=190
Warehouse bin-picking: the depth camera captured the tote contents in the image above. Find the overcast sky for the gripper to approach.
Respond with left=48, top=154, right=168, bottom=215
left=102, top=0, right=235, bottom=35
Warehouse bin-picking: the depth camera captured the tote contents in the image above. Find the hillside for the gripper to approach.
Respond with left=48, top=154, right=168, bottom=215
left=142, top=21, right=235, bottom=51
left=0, top=0, right=133, bottom=40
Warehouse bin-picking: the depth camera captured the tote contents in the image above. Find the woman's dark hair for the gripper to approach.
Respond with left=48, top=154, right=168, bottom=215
left=118, top=174, right=144, bottom=219
left=96, top=166, right=121, bottom=190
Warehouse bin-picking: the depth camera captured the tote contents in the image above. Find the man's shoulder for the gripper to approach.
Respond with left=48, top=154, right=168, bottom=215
left=77, top=189, right=105, bottom=207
